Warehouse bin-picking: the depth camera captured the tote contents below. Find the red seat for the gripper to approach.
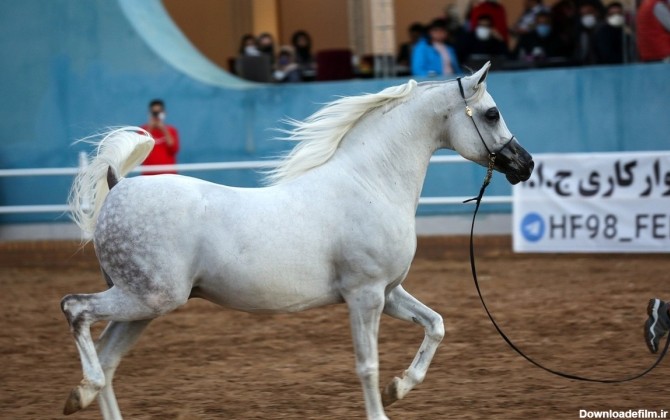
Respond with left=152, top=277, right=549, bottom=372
left=316, top=49, right=353, bottom=81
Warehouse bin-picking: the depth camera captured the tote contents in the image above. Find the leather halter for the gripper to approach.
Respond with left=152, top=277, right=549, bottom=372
left=456, top=77, right=514, bottom=158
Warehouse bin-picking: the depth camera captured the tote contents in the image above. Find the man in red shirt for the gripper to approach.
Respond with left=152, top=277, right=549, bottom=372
left=141, top=99, right=180, bottom=175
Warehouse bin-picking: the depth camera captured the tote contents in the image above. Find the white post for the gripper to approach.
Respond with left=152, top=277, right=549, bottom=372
left=76, top=151, right=93, bottom=241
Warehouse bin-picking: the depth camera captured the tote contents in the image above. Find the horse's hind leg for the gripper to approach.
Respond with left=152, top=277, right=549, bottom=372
left=61, top=287, right=167, bottom=416
left=96, top=320, right=152, bottom=420
left=381, top=286, right=444, bottom=407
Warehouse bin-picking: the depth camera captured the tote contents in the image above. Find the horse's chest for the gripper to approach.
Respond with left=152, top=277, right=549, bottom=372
left=339, top=224, right=416, bottom=287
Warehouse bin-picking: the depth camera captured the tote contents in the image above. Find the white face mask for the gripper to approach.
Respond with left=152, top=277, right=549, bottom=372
left=581, top=14, right=597, bottom=28
left=607, top=14, right=624, bottom=27
left=476, top=26, right=492, bottom=41
left=244, top=45, right=260, bottom=56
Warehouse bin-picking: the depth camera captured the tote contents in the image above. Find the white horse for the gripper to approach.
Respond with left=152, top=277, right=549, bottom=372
left=62, top=63, right=533, bottom=420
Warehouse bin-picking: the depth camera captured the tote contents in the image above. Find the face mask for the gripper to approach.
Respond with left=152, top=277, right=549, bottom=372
left=244, top=45, right=260, bottom=56
left=476, top=26, right=492, bottom=41
left=581, top=14, right=597, bottom=28
left=607, top=14, right=624, bottom=27
left=536, top=24, right=551, bottom=37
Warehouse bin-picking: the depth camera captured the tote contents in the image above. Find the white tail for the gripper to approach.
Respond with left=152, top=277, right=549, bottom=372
left=68, top=127, right=155, bottom=237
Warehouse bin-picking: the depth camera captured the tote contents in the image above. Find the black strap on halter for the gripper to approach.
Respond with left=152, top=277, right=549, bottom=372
left=456, top=77, right=513, bottom=163
left=460, top=77, right=670, bottom=383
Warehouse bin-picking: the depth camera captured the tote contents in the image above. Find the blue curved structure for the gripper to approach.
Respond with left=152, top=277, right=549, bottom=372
left=0, top=0, right=668, bottom=224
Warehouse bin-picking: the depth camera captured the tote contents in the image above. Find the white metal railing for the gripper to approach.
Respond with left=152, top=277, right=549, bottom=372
left=0, top=154, right=512, bottom=215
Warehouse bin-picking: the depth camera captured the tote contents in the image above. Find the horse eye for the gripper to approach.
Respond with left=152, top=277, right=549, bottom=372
left=485, top=107, right=500, bottom=122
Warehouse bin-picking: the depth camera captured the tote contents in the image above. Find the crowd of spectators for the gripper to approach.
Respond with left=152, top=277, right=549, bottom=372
left=404, top=0, right=670, bottom=78
left=232, top=0, right=669, bottom=83
left=234, top=30, right=315, bottom=83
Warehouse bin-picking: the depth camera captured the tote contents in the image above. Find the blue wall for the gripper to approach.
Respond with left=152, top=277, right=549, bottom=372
left=1, top=0, right=669, bottom=223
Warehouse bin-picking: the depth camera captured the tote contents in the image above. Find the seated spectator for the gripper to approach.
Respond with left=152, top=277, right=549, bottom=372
left=273, top=46, right=302, bottom=83
left=636, top=0, right=670, bottom=61
left=573, top=3, right=602, bottom=65
left=443, top=4, right=467, bottom=47
left=551, top=0, right=579, bottom=60
left=594, top=2, right=632, bottom=64
left=411, top=19, right=461, bottom=77
left=457, top=14, right=509, bottom=65
left=578, top=0, right=606, bottom=16
left=397, top=23, right=424, bottom=68
left=291, top=30, right=314, bottom=73
left=469, top=0, right=510, bottom=43
left=257, top=32, right=276, bottom=64
left=239, top=33, right=260, bottom=56
left=512, top=0, right=550, bottom=36
left=514, top=11, right=567, bottom=62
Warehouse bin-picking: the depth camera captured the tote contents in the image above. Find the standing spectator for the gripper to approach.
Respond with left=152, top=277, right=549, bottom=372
left=594, top=2, right=632, bottom=63
left=411, top=19, right=462, bottom=77
left=141, top=99, right=180, bottom=175
left=273, top=46, right=302, bottom=83
left=291, top=30, right=314, bottom=72
left=457, top=14, right=509, bottom=65
left=637, top=0, right=670, bottom=61
left=514, top=11, right=566, bottom=61
left=574, top=3, right=602, bottom=65
left=397, top=23, right=425, bottom=68
left=512, top=0, right=550, bottom=36
left=469, top=0, right=510, bottom=43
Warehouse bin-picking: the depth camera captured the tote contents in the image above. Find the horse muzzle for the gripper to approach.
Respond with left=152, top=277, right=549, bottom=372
left=494, top=138, right=534, bottom=185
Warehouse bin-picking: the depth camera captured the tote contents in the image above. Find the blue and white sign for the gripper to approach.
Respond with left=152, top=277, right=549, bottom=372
left=513, top=152, right=670, bottom=253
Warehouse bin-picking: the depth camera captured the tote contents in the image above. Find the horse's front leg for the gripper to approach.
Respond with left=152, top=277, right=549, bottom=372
left=381, top=285, right=444, bottom=406
left=344, top=286, right=388, bottom=420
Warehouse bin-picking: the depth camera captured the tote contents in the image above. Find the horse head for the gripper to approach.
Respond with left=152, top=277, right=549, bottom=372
left=447, top=63, right=534, bottom=185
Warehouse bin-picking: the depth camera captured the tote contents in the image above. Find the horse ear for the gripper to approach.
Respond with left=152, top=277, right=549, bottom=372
left=473, top=61, right=491, bottom=89
left=460, top=61, right=491, bottom=98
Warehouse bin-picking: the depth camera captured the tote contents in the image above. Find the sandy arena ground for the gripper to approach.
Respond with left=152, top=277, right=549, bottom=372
left=1, top=237, right=669, bottom=419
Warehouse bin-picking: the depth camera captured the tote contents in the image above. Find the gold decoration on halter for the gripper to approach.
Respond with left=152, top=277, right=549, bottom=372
left=465, top=106, right=473, bottom=117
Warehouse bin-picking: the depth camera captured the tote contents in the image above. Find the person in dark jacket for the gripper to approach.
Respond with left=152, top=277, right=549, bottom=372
left=514, top=11, right=569, bottom=61
left=594, top=2, right=632, bottom=63
left=457, top=14, right=509, bottom=65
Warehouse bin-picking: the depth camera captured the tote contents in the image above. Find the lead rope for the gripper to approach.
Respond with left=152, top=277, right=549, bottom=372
left=467, top=148, right=670, bottom=383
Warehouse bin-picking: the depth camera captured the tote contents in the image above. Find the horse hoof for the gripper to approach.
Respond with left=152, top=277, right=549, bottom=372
left=63, top=384, right=98, bottom=415
left=381, top=377, right=400, bottom=407
left=63, top=388, right=83, bottom=415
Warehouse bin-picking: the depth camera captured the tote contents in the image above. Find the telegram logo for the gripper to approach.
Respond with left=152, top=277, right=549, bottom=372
left=521, top=212, right=545, bottom=242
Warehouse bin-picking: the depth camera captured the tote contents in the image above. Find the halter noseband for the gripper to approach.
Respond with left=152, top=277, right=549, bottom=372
left=456, top=77, right=514, bottom=160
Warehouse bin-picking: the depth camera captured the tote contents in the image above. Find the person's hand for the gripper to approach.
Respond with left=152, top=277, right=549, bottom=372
left=149, top=114, right=166, bottom=130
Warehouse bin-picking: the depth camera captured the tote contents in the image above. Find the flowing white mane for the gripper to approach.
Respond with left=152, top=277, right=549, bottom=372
left=265, top=80, right=418, bottom=185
